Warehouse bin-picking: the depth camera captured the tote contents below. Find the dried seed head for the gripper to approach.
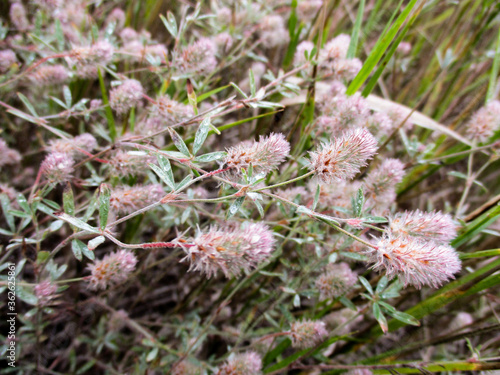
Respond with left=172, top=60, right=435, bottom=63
left=41, top=152, right=75, bottom=184
left=316, top=262, right=357, bottom=300
left=389, top=210, right=457, bottom=243
left=110, top=184, right=164, bottom=215
left=368, top=233, right=461, bottom=289
left=259, top=15, right=289, bottom=48
left=224, top=133, right=290, bottom=177
left=466, top=100, right=500, bottom=143
left=0, top=138, right=22, bottom=167
left=177, top=38, right=217, bottom=75
left=10, top=2, right=29, bottom=31
left=28, top=65, right=69, bottom=86
left=308, top=128, right=378, bottom=183
left=180, top=222, right=276, bottom=278
left=87, top=249, right=138, bottom=290
left=0, top=50, right=17, bottom=73
left=109, top=79, right=144, bottom=115
left=48, top=133, right=97, bottom=158
left=289, top=320, right=328, bottom=349
left=217, top=351, right=262, bottom=375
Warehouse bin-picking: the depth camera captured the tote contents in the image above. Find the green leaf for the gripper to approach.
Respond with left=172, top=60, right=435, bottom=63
left=361, top=3, right=421, bottom=97
left=385, top=309, right=420, bottom=326
left=6, top=108, right=38, bottom=124
left=452, top=203, right=500, bottom=248
left=17, top=193, right=30, bottom=213
left=352, top=186, right=364, bottom=217
left=98, top=183, right=111, bottom=230
left=487, top=26, right=500, bottom=103
left=160, top=11, right=177, bottom=37
left=176, top=174, right=193, bottom=191
left=229, top=82, right=248, bottom=98
left=192, top=117, right=211, bottom=155
left=375, top=275, right=389, bottom=294
left=312, top=184, right=320, bottom=211
left=358, top=275, right=373, bottom=295
left=347, top=0, right=365, bottom=58
left=63, top=85, right=72, bottom=108
left=71, top=239, right=83, bottom=261
left=346, top=0, right=419, bottom=96
left=249, top=69, right=256, bottom=97
left=17, top=92, right=38, bottom=117
left=0, top=193, right=15, bottom=232
left=57, top=213, right=100, bottom=234
left=195, top=151, right=226, bottom=163
left=227, top=196, right=245, bottom=218
left=339, top=296, right=357, bottom=311
left=150, top=163, right=175, bottom=191
left=97, top=67, right=116, bottom=141
left=72, top=239, right=95, bottom=261
left=167, top=127, right=191, bottom=157
left=146, top=346, right=159, bottom=362
left=373, top=303, right=388, bottom=333
left=63, top=183, right=75, bottom=217
left=55, top=19, right=65, bottom=50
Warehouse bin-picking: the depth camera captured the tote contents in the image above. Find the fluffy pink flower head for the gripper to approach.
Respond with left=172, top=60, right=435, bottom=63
left=224, top=133, right=290, bottom=177
left=297, top=0, right=323, bottom=21
left=316, top=262, right=357, bottom=300
left=41, top=152, right=75, bottom=184
left=308, top=128, right=378, bottom=183
left=366, top=112, right=394, bottom=139
left=217, top=351, right=262, bottom=375
left=87, top=249, right=138, bottom=290
left=466, top=100, right=500, bottom=143
left=363, top=158, right=405, bottom=213
left=368, top=233, right=461, bottom=289
left=71, top=41, right=114, bottom=65
left=318, top=93, right=370, bottom=134
left=109, top=184, right=164, bottom=215
left=110, top=79, right=144, bottom=115
left=319, top=34, right=351, bottom=66
left=289, top=319, right=328, bottom=349
left=259, top=15, right=289, bottom=48
left=180, top=222, right=276, bottom=278
left=0, top=50, right=17, bottom=73
left=34, top=280, right=58, bottom=306
left=294, top=41, right=315, bottom=67
left=389, top=210, right=457, bottom=243
left=28, top=65, right=68, bottom=86
left=109, top=150, right=156, bottom=177
left=172, top=360, right=204, bottom=375
left=10, top=2, right=29, bottom=31
left=48, top=133, right=97, bottom=158
left=178, top=38, right=217, bottom=75
left=0, top=138, right=22, bottom=167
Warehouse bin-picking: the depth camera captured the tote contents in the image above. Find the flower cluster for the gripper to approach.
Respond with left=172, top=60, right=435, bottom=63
left=224, top=133, right=291, bottom=177
left=316, top=262, right=358, bottom=300
left=41, top=152, right=75, bottom=184
left=466, top=100, right=500, bottom=143
left=180, top=222, right=276, bottom=278
left=308, top=128, right=378, bottom=183
left=109, top=79, right=144, bottom=115
left=109, top=184, right=164, bottom=215
left=369, top=233, right=461, bottom=289
left=289, top=319, right=328, bottom=349
left=389, top=210, right=457, bottom=243
left=87, top=249, right=138, bottom=290
left=48, top=133, right=97, bottom=158
left=217, top=352, right=262, bottom=375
